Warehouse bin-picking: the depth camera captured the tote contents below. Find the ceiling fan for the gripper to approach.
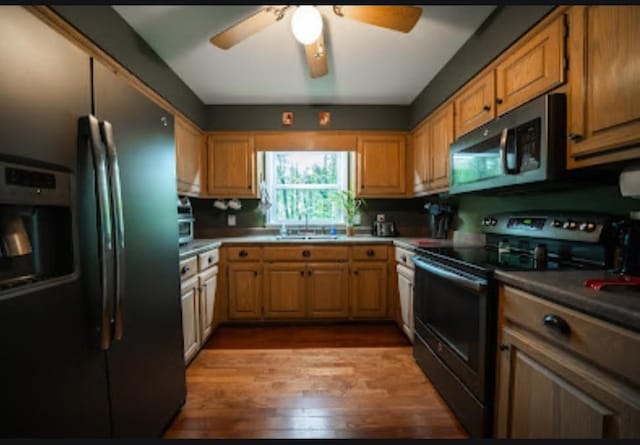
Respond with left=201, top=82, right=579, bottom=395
left=209, top=5, right=422, bottom=79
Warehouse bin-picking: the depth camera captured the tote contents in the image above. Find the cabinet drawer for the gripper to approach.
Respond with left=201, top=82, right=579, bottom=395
left=351, top=245, right=388, bottom=261
left=395, top=247, right=414, bottom=269
left=179, top=256, right=198, bottom=281
left=263, top=246, right=349, bottom=262
left=198, top=248, right=219, bottom=271
left=502, top=285, right=640, bottom=387
left=226, top=246, right=262, bottom=262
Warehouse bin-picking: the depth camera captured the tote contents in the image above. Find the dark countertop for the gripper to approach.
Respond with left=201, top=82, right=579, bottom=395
left=178, top=235, right=475, bottom=260
left=495, top=269, right=640, bottom=333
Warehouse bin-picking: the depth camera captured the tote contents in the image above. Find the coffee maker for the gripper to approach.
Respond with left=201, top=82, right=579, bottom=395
left=618, top=165, right=640, bottom=276
left=424, top=202, right=454, bottom=239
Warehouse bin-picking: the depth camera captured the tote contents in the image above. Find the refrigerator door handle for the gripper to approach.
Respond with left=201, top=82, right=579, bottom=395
left=81, top=115, right=114, bottom=351
left=100, top=120, right=126, bottom=342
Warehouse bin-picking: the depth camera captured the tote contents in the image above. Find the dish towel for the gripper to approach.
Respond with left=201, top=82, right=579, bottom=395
left=258, top=180, right=272, bottom=213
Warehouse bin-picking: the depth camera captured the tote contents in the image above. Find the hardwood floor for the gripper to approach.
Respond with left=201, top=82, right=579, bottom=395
left=165, top=323, right=468, bottom=439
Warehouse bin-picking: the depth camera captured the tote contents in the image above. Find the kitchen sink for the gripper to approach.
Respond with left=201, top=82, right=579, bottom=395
left=274, top=234, right=343, bottom=240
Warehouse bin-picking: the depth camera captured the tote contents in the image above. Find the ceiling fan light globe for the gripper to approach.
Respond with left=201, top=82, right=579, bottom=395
left=291, top=6, right=323, bottom=45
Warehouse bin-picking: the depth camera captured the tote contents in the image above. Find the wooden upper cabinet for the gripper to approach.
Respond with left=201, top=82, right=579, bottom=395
left=356, top=133, right=406, bottom=197
left=429, top=103, right=454, bottom=192
left=455, top=71, right=496, bottom=138
left=175, top=116, right=204, bottom=196
left=567, top=6, right=640, bottom=165
left=411, top=121, right=430, bottom=195
left=207, top=133, right=257, bottom=198
left=496, top=14, right=566, bottom=116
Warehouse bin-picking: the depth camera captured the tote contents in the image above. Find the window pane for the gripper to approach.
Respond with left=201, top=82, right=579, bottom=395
left=266, top=151, right=349, bottom=225
left=274, top=152, right=339, bottom=185
left=274, top=189, right=342, bottom=223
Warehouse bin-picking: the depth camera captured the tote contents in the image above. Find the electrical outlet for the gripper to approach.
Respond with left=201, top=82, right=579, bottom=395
left=227, top=214, right=236, bottom=226
left=377, top=214, right=385, bottom=222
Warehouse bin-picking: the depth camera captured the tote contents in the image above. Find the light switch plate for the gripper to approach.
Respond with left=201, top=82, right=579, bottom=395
left=227, top=214, right=236, bottom=226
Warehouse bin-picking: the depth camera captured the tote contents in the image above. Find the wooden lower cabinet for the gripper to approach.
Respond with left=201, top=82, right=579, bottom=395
left=263, top=263, right=306, bottom=319
left=495, top=285, right=640, bottom=438
left=307, top=263, right=349, bottom=318
left=227, top=262, right=262, bottom=320
left=396, top=263, right=414, bottom=342
left=350, top=261, right=388, bottom=318
left=180, top=276, right=200, bottom=364
left=198, top=266, right=218, bottom=342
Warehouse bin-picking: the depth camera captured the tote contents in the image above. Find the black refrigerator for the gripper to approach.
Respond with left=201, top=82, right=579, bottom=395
left=0, top=6, right=186, bottom=437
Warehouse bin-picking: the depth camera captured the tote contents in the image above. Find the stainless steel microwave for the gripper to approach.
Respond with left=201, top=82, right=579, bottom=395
left=449, top=93, right=566, bottom=195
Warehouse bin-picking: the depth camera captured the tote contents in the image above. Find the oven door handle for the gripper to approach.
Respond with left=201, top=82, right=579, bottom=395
left=413, top=257, right=487, bottom=293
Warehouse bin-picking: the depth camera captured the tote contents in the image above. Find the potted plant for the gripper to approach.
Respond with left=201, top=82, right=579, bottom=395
left=335, top=190, right=365, bottom=236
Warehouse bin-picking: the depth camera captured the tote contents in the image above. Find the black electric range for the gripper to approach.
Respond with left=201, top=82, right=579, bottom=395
left=411, top=211, right=620, bottom=438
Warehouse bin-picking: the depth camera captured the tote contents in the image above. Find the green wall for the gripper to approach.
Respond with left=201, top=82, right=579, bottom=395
left=205, top=104, right=409, bottom=131
left=453, top=185, right=637, bottom=233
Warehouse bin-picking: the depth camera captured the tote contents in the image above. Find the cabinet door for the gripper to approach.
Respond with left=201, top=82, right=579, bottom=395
left=396, top=264, right=414, bottom=342
left=496, top=15, right=565, bottom=115
left=181, top=277, right=200, bottom=364
left=227, top=263, right=262, bottom=320
left=496, top=326, right=640, bottom=438
left=455, top=71, right=496, bottom=138
left=175, top=116, right=204, bottom=196
left=411, top=122, right=430, bottom=195
left=429, top=103, right=454, bottom=191
left=567, top=6, right=640, bottom=163
left=350, top=262, right=388, bottom=318
left=199, top=267, right=218, bottom=342
left=263, top=263, right=306, bottom=319
left=307, top=263, right=349, bottom=318
left=356, top=133, right=406, bottom=197
left=207, top=134, right=256, bottom=198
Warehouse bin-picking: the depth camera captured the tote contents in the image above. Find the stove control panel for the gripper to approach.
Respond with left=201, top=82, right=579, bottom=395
left=480, top=212, right=611, bottom=243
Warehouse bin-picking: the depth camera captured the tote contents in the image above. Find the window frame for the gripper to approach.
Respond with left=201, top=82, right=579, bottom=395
left=265, top=151, right=350, bottom=226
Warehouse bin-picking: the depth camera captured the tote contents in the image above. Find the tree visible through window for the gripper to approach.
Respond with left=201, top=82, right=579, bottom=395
left=266, top=151, right=349, bottom=225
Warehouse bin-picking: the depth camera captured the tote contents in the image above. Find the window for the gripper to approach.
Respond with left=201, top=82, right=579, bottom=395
left=265, top=151, right=349, bottom=225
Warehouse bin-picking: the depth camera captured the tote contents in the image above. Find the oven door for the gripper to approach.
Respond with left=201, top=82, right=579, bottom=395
left=413, top=256, right=490, bottom=402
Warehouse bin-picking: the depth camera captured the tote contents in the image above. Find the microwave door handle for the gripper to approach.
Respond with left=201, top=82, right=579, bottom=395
left=500, top=128, right=509, bottom=175
left=80, top=115, right=114, bottom=351
left=100, top=121, right=126, bottom=342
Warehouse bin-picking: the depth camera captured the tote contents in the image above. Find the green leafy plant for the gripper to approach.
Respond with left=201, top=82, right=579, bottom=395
left=335, top=190, right=365, bottom=226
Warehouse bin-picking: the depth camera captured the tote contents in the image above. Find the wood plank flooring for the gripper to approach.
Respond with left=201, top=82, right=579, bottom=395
left=165, top=323, right=468, bottom=439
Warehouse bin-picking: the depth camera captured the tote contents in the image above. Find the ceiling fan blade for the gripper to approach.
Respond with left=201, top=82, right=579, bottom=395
left=210, top=6, right=289, bottom=49
left=304, top=32, right=328, bottom=79
left=334, top=6, right=422, bottom=33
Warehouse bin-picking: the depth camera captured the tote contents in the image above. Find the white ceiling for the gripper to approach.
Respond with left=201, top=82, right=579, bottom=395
left=113, top=5, right=496, bottom=105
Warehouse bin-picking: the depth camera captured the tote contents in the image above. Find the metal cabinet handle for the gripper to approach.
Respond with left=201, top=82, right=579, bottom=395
left=354, top=270, right=359, bottom=275
left=568, top=133, right=584, bottom=142
left=499, top=344, right=509, bottom=351
left=401, top=255, right=407, bottom=262
left=239, top=250, right=248, bottom=257
left=542, top=314, right=571, bottom=336
left=181, top=266, right=190, bottom=274
left=253, top=270, right=258, bottom=277
left=483, top=105, right=491, bottom=112
left=302, top=250, right=311, bottom=258
left=496, top=98, right=503, bottom=105
left=208, top=256, right=213, bottom=264
left=300, top=270, right=304, bottom=276
left=308, top=270, right=312, bottom=276
left=366, top=249, right=375, bottom=257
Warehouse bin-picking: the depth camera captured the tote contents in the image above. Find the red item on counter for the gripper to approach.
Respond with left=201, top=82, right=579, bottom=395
left=584, top=275, right=640, bottom=291
left=417, top=240, right=441, bottom=246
